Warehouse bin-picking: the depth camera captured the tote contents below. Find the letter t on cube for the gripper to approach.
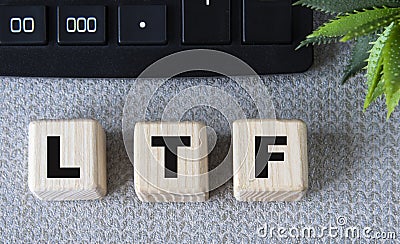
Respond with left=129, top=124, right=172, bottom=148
left=134, top=122, right=209, bottom=202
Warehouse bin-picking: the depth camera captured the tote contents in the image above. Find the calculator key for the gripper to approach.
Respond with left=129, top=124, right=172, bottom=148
left=118, top=5, right=167, bottom=45
left=243, top=0, right=292, bottom=44
left=182, top=0, right=230, bottom=44
left=0, top=6, right=47, bottom=45
left=57, top=6, right=106, bottom=45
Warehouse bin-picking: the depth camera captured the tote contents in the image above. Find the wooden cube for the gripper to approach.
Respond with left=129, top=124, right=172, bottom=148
left=28, top=119, right=107, bottom=201
left=233, top=119, right=308, bottom=201
left=134, top=122, right=209, bottom=202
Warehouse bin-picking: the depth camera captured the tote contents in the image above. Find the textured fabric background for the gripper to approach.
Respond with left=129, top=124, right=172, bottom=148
left=1, top=12, right=399, bottom=243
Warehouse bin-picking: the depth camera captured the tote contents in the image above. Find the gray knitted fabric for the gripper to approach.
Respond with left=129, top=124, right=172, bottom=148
left=1, top=12, right=399, bottom=243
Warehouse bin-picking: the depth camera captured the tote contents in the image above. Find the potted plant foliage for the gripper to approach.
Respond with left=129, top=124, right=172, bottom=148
left=296, top=0, right=400, bottom=119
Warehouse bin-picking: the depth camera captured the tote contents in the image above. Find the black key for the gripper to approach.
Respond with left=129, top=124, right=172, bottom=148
left=57, top=6, right=106, bottom=45
left=118, top=5, right=167, bottom=45
left=243, top=0, right=292, bottom=44
left=0, top=6, right=47, bottom=45
left=0, top=1, right=313, bottom=77
left=182, top=0, right=230, bottom=45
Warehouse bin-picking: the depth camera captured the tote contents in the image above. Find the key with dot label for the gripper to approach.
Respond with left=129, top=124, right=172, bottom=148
left=118, top=5, right=167, bottom=45
left=57, top=6, right=106, bottom=45
left=0, top=6, right=47, bottom=45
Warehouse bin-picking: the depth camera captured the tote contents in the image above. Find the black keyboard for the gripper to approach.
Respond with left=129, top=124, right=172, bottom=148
left=0, top=0, right=313, bottom=78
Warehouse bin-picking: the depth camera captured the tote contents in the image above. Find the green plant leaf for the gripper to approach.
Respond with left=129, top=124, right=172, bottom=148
left=297, top=1, right=400, bottom=119
left=296, top=36, right=339, bottom=50
left=342, top=34, right=376, bottom=84
left=294, top=0, right=400, bottom=14
left=364, top=22, right=394, bottom=111
left=381, top=23, right=400, bottom=118
left=371, top=78, right=385, bottom=101
left=297, top=7, right=400, bottom=49
left=340, top=9, right=400, bottom=41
